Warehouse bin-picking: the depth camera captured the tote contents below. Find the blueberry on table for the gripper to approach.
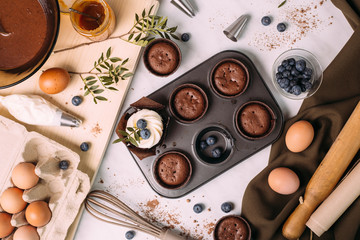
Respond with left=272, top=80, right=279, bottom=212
left=261, top=16, right=271, bottom=26
left=140, top=129, right=151, bottom=139
left=291, top=85, right=302, bottom=95
left=221, top=202, right=233, bottom=213
left=71, top=96, right=82, bottom=106
left=199, top=140, right=208, bottom=150
left=211, top=147, right=222, bottom=158
left=277, top=22, right=286, bottom=32
left=295, top=59, right=306, bottom=72
left=125, top=230, right=135, bottom=239
left=181, top=33, right=190, bottom=42
left=206, top=136, right=217, bottom=146
left=136, top=119, right=147, bottom=129
left=59, top=160, right=70, bottom=170
left=193, top=203, right=204, bottom=214
left=80, top=142, right=89, bottom=151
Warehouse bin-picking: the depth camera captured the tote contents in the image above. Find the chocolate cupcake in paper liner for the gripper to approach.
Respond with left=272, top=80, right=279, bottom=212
left=116, top=97, right=169, bottom=160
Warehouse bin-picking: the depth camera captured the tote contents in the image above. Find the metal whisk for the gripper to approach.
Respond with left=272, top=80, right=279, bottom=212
left=85, top=190, right=187, bottom=240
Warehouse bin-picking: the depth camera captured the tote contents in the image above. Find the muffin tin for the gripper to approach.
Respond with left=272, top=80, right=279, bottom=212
left=125, top=50, right=283, bottom=198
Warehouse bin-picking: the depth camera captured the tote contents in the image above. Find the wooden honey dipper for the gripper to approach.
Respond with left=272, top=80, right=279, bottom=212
left=85, top=190, right=187, bottom=240
left=282, top=101, right=360, bottom=239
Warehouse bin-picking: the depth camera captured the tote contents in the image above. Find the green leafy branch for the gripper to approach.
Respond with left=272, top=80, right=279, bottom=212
left=113, top=127, right=141, bottom=146
left=125, top=5, right=179, bottom=46
left=69, top=47, right=133, bottom=104
left=278, top=0, right=287, bottom=8
left=53, top=5, right=179, bottom=54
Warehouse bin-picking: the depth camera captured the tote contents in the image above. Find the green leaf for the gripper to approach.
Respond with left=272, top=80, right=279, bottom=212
left=84, top=90, right=90, bottom=96
left=93, top=98, right=97, bottom=104
left=87, top=80, right=97, bottom=86
left=110, top=57, right=121, bottom=63
left=170, top=33, right=180, bottom=40
left=148, top=5, right=154, bottom=15
left=93, top=89, right=104, bottom=94
left=135, top=13, right=139, bottom=22
left=122, top=58, right=129, bottom=65
left=129, top=137, right=139, bottom=147
left=142, top=9, right=145, bottom=18
left=95, top=96, right=107, bottom=101
left=104, top=61, right=110, bottom=68
left=101, top=76, right=113, bottom=82
left=128, top=33, right=134, bottom=41
left=96, top=67, right=102, bottom=73
left=168, top=26, right=177, bottom=33
left=134, top=131, right=140, bottom=141
left=127, top=127, right=135, bottom=132
left=106, top=47, right=111, bottom=58
left=118, top=130, right=129, bottom=137
left=85, top=76, right=95, bottom=81
left=122, top=73, right=133, bottom=79
left=156, top=30, right=164, bottom=38
left=134, top=33, right=142, bottom=42
left=89, top=85, right=99, bottom=90
left=108, top=87, right=118, bottom=91
left=278, top=0, right=286, bottom=8
left=164, top=32, right=170, bottom=39
left=112, top=138, right=123, bottom=144
left=100, top=64, right=108, bottom=69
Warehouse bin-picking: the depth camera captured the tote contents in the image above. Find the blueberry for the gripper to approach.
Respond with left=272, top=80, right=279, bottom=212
left=136, top=119, right=147, bottom=129
left=71, top=96, right=82, bottom=106
left=303, top=67, right=313, bottom=76
left=289, top=80, right=297, bottom=87
left=291, top=85, right=302, bottom=95
left=288, top=75, right=294, bottom=81
left=276, top=72, right=282, bottom=79
left=304, top=81, right=313, bottom=90
left=206, top=136, right=217, bottom=146
left=211, top=147, right=222, bottom=158
left=281, top=59, right=289, bottom=67
left=59, top=160, right=70, bottom=170
left=295, top=59, right=306, bottom=72
left=277, top=65, right=285, bottom=73
left=221, top=202, right=233, bottom=213
left=279, top=78, right=290, bottom=89
left=277, top=22, right=287, bottom=32
left=80, top=142, right=89, bottom=151
left=181, top=33, right=190, bottom=42
left=284, top=86, right=292, bottom=93
left=288, top=58, right=296, bottom=66
left=300, top=84, right=307, bottom=92
left=193, top=203, right=203, bottom=213
left=282, top=70, right=290, bottom=78
left=125, top=230, right=135, bottom=239
left=261, top=16, right=271, bottom=26
left=140, top=129, right=151, bottom=139
left=199, top=140, right=208, bottom=150
left=285, top=65, right=292, bottom=71
left=291, top=68, right=300, bottom=76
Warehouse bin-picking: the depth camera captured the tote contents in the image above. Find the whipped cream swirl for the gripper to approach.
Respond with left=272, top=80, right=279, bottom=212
left=126, top=109, right=163, bottom=149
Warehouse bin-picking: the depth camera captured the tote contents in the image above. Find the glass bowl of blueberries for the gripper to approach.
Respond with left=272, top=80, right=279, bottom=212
left=272, top=48, right=323, bottom=100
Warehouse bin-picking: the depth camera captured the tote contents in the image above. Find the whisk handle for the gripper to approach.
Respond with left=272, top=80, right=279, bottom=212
left=160, top=229, right=187, bottom=240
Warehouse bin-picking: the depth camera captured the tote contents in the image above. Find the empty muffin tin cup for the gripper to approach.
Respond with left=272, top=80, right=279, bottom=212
left=235, top=101, right=276, bottom=140
left=193, top=125, right=234, bottom=165
left=143, top=38, right=182, bottom=77
left=210, top=58, right=250, bottom=98
left=153, top=151, right=192, bottom=189
left=169, top=83, right=209, bottom=124
left=213, top=215, right=251, bottom=240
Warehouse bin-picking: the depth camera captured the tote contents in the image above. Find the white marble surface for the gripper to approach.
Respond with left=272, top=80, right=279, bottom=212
left=74, top=0, right=354, bottom=239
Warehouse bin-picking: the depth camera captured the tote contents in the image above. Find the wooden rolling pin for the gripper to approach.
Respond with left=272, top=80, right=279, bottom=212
left=282, top=101, right=360, bottom=240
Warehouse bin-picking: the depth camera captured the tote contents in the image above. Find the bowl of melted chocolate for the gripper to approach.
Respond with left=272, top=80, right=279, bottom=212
left=0, top=0, right=60, bottom=89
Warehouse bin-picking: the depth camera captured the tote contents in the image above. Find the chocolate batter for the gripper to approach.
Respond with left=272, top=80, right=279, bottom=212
left=0, top=0, right=48, bottom=70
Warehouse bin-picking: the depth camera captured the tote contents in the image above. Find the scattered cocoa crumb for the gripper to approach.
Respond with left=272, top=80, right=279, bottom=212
left=91, top=122, right=103, bottom=137
left=205, top=222, right=215, bottom=235
left=65, top=102, right=68, bottom=105
left=208, top=208, right=211, bottom=212
left=131, top=88, right=134, bottom=90
left=99, top=178, right=104, bottom=184
left=146, top=199, right=159, bottom=210
left=186, top=199, right=191, bottom=203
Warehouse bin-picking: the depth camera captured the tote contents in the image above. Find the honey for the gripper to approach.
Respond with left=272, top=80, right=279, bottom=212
left=70, top=0, right=115, bottom=41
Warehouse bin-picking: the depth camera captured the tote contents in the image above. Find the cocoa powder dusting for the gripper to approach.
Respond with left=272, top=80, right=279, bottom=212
left=91, top=122, right=103, bottom=137
left=249, top=1, right=332, bottom=51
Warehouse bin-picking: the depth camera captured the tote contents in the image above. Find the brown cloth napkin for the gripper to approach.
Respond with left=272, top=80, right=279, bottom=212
left=241, top=1, right=360, bottom=239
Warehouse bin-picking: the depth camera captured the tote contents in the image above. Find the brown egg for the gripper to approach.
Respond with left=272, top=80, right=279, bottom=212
left=25, top=201, right=52, bottom=227
left=268, top=167, right=300, bottom=195
left=39, top=68, right=70, bottom=94
left=13, top=225, right=39, bottom=240
left=0, top=187, right=27, bottom=214
left=0, top=212, right=14, bottom=238
left=285, top=120, right=314, bottom=153
left=12, top=162, right=39, bottom=190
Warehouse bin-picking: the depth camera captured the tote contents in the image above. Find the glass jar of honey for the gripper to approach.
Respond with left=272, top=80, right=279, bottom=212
left=70, top=0, right=115, bottom=41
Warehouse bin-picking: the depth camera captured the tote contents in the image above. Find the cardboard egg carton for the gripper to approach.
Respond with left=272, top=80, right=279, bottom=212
left=0, top=115, right=90, bottom=240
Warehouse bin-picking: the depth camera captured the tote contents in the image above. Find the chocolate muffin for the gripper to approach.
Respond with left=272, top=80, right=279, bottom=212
left=238, top=103, right=272, bottom=138
left=212, top=60, right=248, bottom=97
left=145, top=40, right=180, bottom=76
left=173, top=87, right=206, bottom=121
left=214, top=216, right=250, bottom=240
left=155, top=152, right=191, bottom=188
